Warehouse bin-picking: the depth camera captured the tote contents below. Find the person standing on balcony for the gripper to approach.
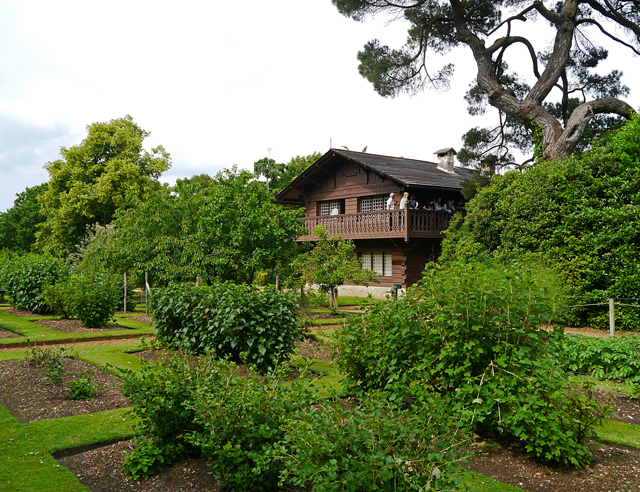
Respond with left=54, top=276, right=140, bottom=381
left=408, top=195, right=418, bottom=209
left=386, top=193, right=396, bottom=210
left=399, top=192, right=409, bottom=210
left=399, top=192, right=409, bottom=227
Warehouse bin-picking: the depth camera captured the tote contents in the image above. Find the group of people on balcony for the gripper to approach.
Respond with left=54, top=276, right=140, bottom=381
left=386, top=193, right=456, bottom=213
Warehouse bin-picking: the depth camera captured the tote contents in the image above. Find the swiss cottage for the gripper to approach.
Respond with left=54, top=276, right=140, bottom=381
left=276, top=148, right=475, bottom=296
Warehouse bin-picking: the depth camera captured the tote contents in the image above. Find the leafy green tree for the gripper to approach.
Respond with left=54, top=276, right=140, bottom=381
left=0, top=183, right=47, bottom=253
left=254, top=152, right=321, bottom=195
left=442, top=112, right=640, bottom=329
left=291, top=226, right=378, bottom=311
left=332, top=0, right=637, bottom=165
left=36, top=115, right=171, bottom=257
left=111, top=167, right=303, bottom=286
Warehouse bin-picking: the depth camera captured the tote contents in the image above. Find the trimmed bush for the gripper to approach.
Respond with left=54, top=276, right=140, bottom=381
left=151, top=283, right=302, bottom=372
left=44, top=270, right=120, bottom=328
left=0, top=253, right=67, bottom=313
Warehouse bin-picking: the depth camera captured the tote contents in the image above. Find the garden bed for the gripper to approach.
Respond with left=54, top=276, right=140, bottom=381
left=0, top=358, right=128, bottom=423
left=34, top=318, right=131, bottom=333
left=0, top=327, right=21, bottom=338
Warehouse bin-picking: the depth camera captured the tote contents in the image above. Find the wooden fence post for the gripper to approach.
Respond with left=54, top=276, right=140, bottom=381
left=609, top=298, right=615, bottom=338
left=145, top=272, right=150, bottom=316
left=123, top=272, right=127, bottom=313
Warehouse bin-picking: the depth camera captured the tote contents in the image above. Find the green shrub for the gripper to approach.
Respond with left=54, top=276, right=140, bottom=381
left=270, top=394, right=469, bottom=492
left=66, top=271, right=120, bottom=328
left=0, top=253, right=67, bottom=313
left=560, top=334, right=640, bottom=380
left=46, top=359, right=65, bottom=386
left=335, top=262, right=610, bottom=467
left=442, top=113, right=640, bottom=330
left=66, top=370, right=98, bottom=400
left=122, top=438, right=166, bottom=482
left=118, top=351, right=313, bottom=489
left=45, top=270, right=120, bottom=328
left=151, top=283, right=303, bottom=372
left=186, top=359, right=314, bottom=491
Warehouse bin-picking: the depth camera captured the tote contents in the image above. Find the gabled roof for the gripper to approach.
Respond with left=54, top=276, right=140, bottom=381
left=276, top=148, right=476, bottom=204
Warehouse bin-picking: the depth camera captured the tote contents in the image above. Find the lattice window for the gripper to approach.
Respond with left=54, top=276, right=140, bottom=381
left=372, top=196, right=385, bottom=211
left=320, top=200, right=341, bottom=216
left=361, top=195, right=386, bottom=212
left=361, top=252, right=392, bottom=277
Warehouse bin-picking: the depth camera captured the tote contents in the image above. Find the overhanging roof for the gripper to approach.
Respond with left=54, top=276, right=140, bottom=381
left=276, top=148, right=476, bottom=204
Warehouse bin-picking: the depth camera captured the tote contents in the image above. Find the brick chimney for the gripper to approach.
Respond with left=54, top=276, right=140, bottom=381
left=434, top=148, right=457, bottom=173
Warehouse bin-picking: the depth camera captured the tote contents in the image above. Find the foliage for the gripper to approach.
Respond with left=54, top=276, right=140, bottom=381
left=289, top=226, right=378, bottom=311
left=118, top=352, right=312, bottom=488
left=122, top=438, right=166, bottom=482
left=0, top=183, right=47, bottom=253
left=119, top=351, right=467, bottom=491
left=46, top=359, right=65, bottom=386
left=36, top=115, right=171, bottom=257
left=560, top=335, right=640, bottom=380
left=335, top=262, right=610, bottom=466
left=0, top=253, right=68, bottom=313
left=185, top=359, right=315, bottom=491
left=332, top=0, right=637, bottom=163
left=44, top=270, right=120, bottom=328
left=26, top=346, right=76, bottom=367
left=270, top=395, right=469, bottom=492
left=111, top=167, right=302, bottom=285
left=151, top=282, right=303, bottom=372
left=442, top=113, right=640, bottom=330
left=66, top=370, right=98, bottom=400
left=254, top=152, right=322, bottom=195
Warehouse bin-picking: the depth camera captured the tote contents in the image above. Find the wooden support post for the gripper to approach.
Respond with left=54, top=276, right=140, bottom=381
left=123, top=272, right=127, bottom=313
left=145, top=272, right=150, bottom=316
left=196, top=274, right=200, bottom=287
left=609, top=298, right=615, bottom=338
left=276, top=275, right=280, bottom=290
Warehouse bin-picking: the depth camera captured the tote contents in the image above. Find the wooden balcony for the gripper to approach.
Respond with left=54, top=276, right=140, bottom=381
left=297, top=209, right=452, bottom=241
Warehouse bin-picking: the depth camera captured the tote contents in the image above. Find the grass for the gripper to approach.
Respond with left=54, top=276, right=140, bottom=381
left=0, top=311, right=154, bottom=348
left=0, top=407, right=137, bottom=492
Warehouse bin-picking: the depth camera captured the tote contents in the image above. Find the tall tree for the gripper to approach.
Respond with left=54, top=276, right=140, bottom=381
left=254, top=152, right=322, bottom=195
left=0, top=183, right=47, bottom=253
left=332, top=0, right=638, bottom=164
left=111, top=167, right=303, bottom=285
left=36, top=115, right=171, bottom=257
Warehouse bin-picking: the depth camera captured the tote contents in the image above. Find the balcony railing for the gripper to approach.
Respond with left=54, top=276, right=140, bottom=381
left=297, top=209, right=452, bottom=241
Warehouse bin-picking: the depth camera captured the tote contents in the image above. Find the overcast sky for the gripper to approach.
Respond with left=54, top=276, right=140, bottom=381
left=1, top=0, right=638, bottom=212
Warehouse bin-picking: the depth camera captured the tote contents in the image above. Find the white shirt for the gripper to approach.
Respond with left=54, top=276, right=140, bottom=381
left=386, top=196, right=395, bottom=210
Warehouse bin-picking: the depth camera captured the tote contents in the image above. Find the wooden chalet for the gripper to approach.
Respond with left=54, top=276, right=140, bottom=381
left=276, top=148, right=476, bottom=291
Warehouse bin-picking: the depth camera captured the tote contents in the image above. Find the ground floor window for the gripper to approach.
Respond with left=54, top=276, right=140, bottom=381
left=361, top=252, right=392, bottom=276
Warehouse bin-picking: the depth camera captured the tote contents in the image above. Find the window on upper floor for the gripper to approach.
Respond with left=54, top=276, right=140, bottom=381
left=319, top=200, right=343, bottom=216
left=360, top=195, right=386, bottom=213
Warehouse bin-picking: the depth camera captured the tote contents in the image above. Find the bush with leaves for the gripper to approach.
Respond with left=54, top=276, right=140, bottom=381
left=335, top=262, right=610, bottom=467
left=47, top=270, right=121, bottom=328
left=151, top=282, right=302, bottom=372
left=0, top=253, right=67, bottom=313
left=119, top=351, right=468, bottom=490
left=269, top=394, right=469, bottom=492
left=442, top=113, right=640, bottom=330
left=560, top=334, right=640, bottom=380
left=118, top=351, right=312, bottom=488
